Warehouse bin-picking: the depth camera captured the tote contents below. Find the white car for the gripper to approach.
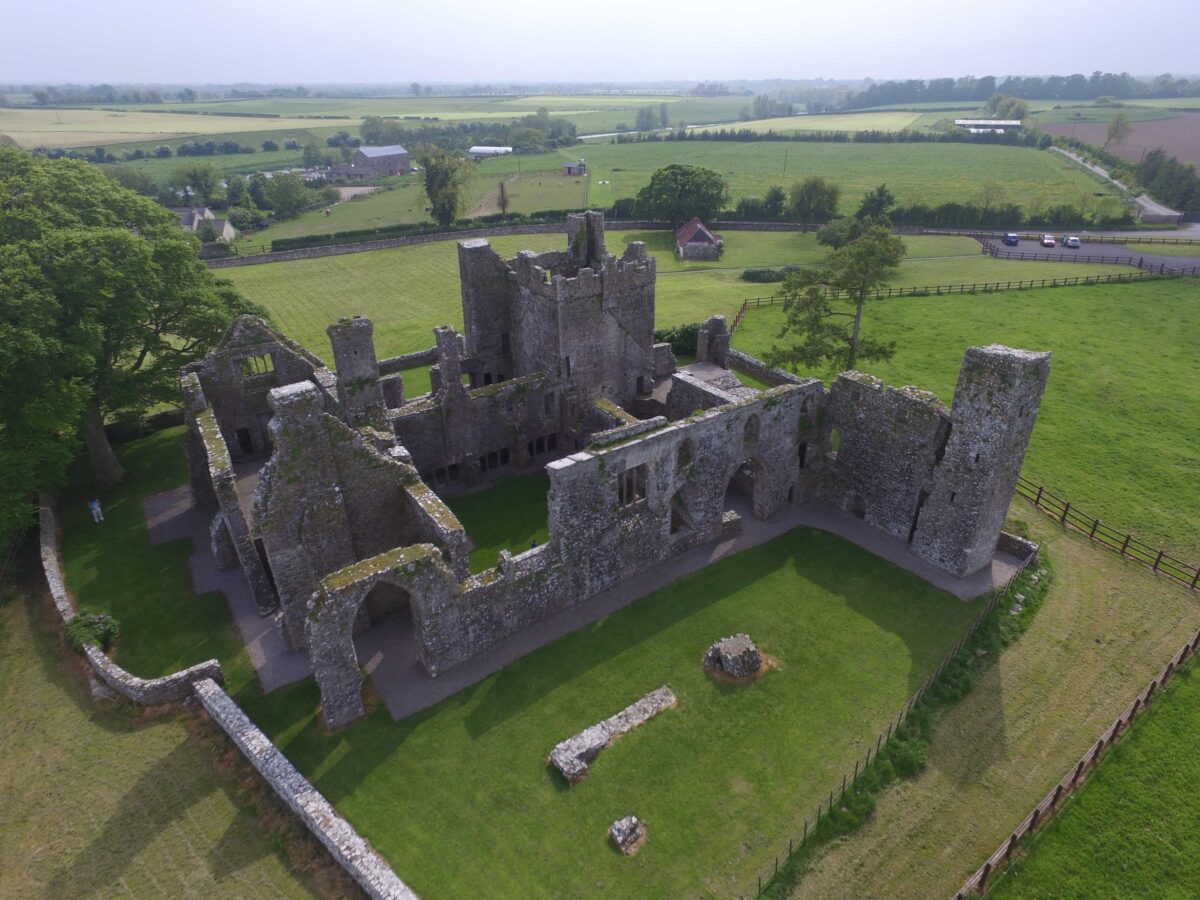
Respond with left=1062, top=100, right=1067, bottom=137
left=1064, top=236, right=1081, bottom=248
left=1041, top=235, right=1056, bottom=248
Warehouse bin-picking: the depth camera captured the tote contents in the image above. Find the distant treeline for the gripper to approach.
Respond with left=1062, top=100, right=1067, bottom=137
left=614, top=127, right=1052, bottom=149
left=844, top=72, right=1200, bottom=109
left=361, top=108, right=577, bottom=154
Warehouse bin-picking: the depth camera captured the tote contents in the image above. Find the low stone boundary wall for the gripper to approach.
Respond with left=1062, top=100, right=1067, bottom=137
left=379, top=347, right=437, bottom=376
left=38, top=495, right=418, bottom=898
left=590, top=415, right=668, bottom=448
left=39, top=498, right=223, bottom=702
left=192, top=678, right=418, bottom=900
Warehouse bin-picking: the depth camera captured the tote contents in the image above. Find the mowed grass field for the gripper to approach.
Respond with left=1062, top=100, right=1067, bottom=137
left=0, top=582, right=312, bottom=898
left=789, top=515, right=1200, bottom=899
left=54, top=422, right=976, bottom=898
left=734, top=277, right=1200, bottom=560
left=690, top=110, right=923, bottom=133
left=989, top=660, right=1200, bottom=898
left=240, top=524, right=976, bottom=898
left=573, top=141, right=1117, bottom=213
left=222, top=230, right=1131, bottom=370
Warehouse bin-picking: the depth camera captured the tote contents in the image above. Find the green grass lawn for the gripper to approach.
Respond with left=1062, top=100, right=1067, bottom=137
left=733, top=277, right=1200, bottom=559
left=240, top=525, right=976, bottom=898
left=443, top=475, right=550, bottom=573
left=58, top=427, right=258, bottom=695
left=990, top=663, right=1200, bottom=898
left=468, top=172, right=591, bottom=216
left=56, top=421, right=976, bottom=897
left=1125, top=241, right=1200, bottom=257
left=573, top=141, right=1117, bottom=214
left=691, top=111, right=923, bottom=133
left=0, top=581, right=311, bottom=898
left=223, top=230, right=1130, bottom=370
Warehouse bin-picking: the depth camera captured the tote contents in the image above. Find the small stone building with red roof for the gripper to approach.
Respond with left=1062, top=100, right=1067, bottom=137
left=675, top=217, right=724, bottom=260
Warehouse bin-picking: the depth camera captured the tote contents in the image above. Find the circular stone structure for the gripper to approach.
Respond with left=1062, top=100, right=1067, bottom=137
left=609, top=815, right=646, bottom=855
left=703, top=633, right=762, bottom=679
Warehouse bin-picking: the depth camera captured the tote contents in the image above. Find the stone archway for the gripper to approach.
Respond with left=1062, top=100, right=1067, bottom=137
left=723, top=456, right=769, bottom=520
left=306, top=543, right=460, bottom=730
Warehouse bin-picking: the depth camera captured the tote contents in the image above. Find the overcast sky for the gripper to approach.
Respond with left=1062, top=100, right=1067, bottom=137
left=2, top=0, right=1196, bottom=84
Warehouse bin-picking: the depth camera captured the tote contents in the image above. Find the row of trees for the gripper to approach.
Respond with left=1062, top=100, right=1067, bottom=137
left=361, top=107, right=577, bottom=154
left=845, top=71, right=1200, bottom=108
left=35, top=137, right=304, bottom=164
left=1136, top=148, right=1200, bottom=211
left=0, top=147, right=259, bottom=547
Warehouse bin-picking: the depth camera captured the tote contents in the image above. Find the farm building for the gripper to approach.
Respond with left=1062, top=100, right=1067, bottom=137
left=469, top=146, right=513, bottom=159
left=675, top=217, right=723, bottom=260
left=173, top=206, right=236, bottom=242
left=562, top=160, right=587, bottom=176
left=341, top=144, right=411, bottom=179
left=953, top=118, right=1023, bottom=134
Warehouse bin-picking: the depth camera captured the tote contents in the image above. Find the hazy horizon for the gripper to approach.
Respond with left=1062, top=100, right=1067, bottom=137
left=3, top=0, right=1197, bottom=85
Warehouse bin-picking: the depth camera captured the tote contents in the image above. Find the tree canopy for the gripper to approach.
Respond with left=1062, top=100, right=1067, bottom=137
left=414, top=144, right=472, bottom=227
left=634, top=164, right=729, bottom=228
left=766, top=222, right=907, bottom=374
left=789, top=176, right=841, bottom=222
left=0, top=146, right=259, bottom=544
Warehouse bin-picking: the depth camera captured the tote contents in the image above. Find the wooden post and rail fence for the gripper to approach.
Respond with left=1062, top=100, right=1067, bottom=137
left=727, top=267, right=1197, bottom=335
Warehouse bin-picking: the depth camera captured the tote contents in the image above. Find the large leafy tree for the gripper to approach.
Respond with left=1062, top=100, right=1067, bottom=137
left=634, top=164, right=729, bottom=228
left=0, top=146, right=258, bottom=542
left=414, top=144, right=471, bottom=227
left=766, top=222, right=907, bottom=373
left=788, top=176, right=840, bottom=222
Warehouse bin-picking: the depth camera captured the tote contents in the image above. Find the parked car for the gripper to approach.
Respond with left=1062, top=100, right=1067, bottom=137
left=1041, top=235, right=1056, bottom=248
left=1002, top=233, right=1020, bottom=246
left=1064, top=236, right=1081, bottom=248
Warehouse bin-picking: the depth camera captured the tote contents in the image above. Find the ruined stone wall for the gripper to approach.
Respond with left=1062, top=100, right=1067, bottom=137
left=726, top=348, right=812, bottom=388
left=391, top=372, right=562, bottom=481
left=817, top=372, right=953, bottom=543
left=911, top=345, right=1051, bottom=576
left=662, top=371, right=741, bottom=421
left=182, top=316, right=334, bottom=462
left=328, top=316, right=387, bottom=427
left=379, top=347, right=437, bottom=376
left=182, top=372, right=276, bottom=615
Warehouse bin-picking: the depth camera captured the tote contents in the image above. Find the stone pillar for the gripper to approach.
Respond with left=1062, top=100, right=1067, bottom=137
left=697, top=315, right=730, bottom=368
left=327, top=316, right=387, bottom=428
left=567, top=210, right=607, bottom=269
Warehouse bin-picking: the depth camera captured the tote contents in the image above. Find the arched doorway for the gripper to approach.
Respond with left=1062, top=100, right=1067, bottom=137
left=353, top=581, right=412, bottom=636
left=723, top=456, right=768, bottom=520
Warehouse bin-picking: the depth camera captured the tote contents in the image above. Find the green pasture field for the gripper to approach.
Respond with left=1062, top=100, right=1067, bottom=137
left=0, top=578, right=312, bottom=898
left=990, top=663, right=1200, bottom=898
left=221, top=231, right=1132, bottom=368
left=467, top=172, right=591, bottom=216
left=444, top=475, right=551, bottom=572
left=241, top=139, right=1119, bottom=248
left=241, top=524, right=975, bottom=898
left=1125, top=241, right=1200, bottom=257
left=570, top=141, right=1118, bottom=213
left=54, top=420, right=976, bottom=897
left=1124, top=96, right=1200, bottom=109
left=690, top=111, right=922, bottom=133
left=733, top=277, right=1200, bottom=559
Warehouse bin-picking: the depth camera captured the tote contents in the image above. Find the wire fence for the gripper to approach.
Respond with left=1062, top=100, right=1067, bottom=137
left=955, top=623, right=1200, bottom=896
left=745, top=551, right=1037, bottom=898
left=727, top=268, right=1188, bottom=334
left=1013, top=476, right=1199, bottom=590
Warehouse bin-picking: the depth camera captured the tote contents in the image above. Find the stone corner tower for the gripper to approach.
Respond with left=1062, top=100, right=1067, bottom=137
left=911, top=344, right=1052, bottom=576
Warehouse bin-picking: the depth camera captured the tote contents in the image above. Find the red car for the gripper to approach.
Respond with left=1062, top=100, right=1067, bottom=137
left=1041, top=235, right=1056, bottom=248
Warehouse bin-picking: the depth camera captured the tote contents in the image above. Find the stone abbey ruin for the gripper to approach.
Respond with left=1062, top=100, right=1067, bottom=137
left=181, top=211, right=1051, bottom=730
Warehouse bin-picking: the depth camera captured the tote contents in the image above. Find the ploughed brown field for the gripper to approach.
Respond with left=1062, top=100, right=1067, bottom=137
left=1040, top=112, right=1200, bottom=167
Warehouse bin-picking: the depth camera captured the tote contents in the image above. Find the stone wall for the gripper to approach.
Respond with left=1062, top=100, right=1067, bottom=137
left=192, top=679, right=417, bottom=899
left=379, top=347, right=437, bottom=376
left=38, top=498, right=224, bottom=703
left=726, top=348, right=811, bottom=387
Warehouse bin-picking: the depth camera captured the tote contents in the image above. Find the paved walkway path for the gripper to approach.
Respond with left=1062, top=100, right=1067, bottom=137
left=144, top=485, right=1018, bottom=719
